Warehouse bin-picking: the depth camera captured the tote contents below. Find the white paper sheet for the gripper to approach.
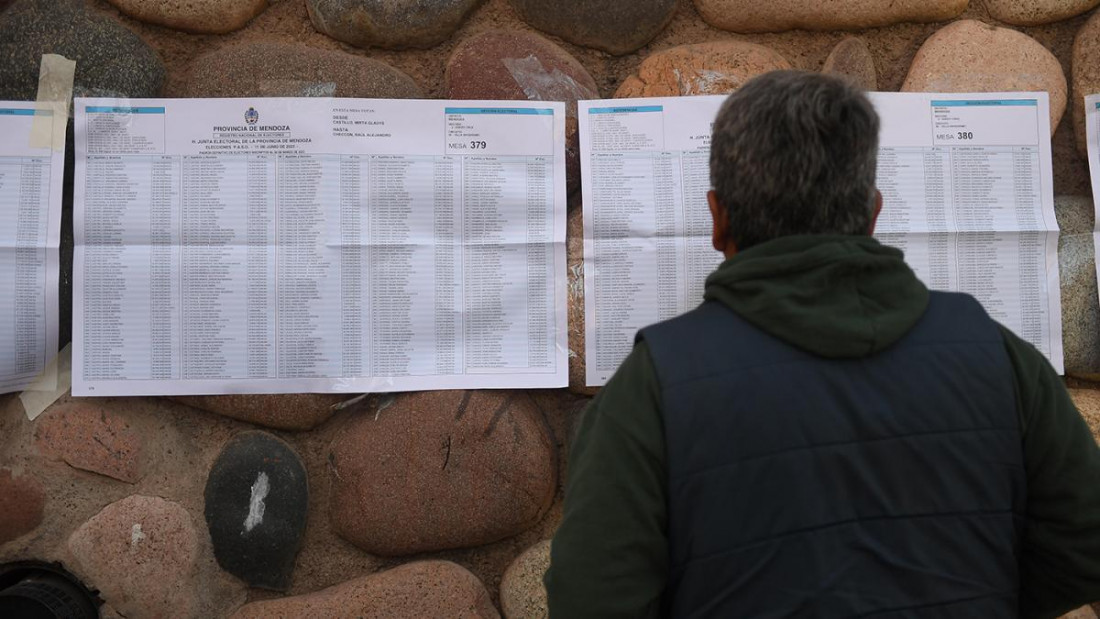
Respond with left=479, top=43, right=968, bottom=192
left=579, top=92, right=1064, bottom=386
left=73, top=98, right=568, bottom=396
left=1081, top=94, right=1100, bottom=311
left=0, top=102, right=63, bottom=394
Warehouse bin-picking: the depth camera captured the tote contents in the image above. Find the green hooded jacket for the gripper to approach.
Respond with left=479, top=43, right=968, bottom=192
left=545, top=235, right=1100, bottom=619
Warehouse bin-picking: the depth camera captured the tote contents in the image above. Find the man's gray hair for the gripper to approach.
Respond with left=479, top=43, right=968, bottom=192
left=709, top=70, right=880, bottom=250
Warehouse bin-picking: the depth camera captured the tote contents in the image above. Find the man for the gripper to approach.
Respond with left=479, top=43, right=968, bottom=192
left=545, top=70, right=1100, bottom=618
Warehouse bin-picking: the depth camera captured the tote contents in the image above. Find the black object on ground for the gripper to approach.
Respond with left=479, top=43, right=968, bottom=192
left=0, top=561, right=99, bottom=619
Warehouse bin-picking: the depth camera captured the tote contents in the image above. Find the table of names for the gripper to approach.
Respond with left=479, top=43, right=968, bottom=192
left=0, top=104, right=63, bottom=394
left=580, top=93, right=1063, bottom=386
left=74, top=98, right=567, bottom=395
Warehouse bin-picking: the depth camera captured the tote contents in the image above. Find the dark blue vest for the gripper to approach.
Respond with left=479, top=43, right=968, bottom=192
left=638, top=292, right=1025, bottom=618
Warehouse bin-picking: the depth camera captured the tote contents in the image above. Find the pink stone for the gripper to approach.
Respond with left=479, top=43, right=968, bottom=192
left=231, top=561, right=499, bottom=618
left=445, top=29, right=598, bottom=195
left=0, top=468, right=44, bottom=545
left=68, top=495, right=200, bottom=619
left=35, top=403, right=145, bottom=483
left=615, top=41, right=792, bottom=98
left=329, top=391, right=556, bottom=555
left=169, top=393, right=347, bottom=431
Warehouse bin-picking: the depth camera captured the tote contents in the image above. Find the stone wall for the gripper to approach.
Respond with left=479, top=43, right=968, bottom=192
left=0, top=0, right=1099, bottom=617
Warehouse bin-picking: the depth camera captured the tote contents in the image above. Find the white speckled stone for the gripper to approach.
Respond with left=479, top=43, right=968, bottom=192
left=500, top=539, right=551, bottom=618
left=1055, top=195, right=1095, bottom=236
left=1060, top=233, right=1100, bottom=381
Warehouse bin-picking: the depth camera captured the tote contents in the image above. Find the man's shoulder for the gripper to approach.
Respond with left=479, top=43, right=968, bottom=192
left=905, top=290, right=1006, bottom=345
left=925, top=289, right=991, bottom=315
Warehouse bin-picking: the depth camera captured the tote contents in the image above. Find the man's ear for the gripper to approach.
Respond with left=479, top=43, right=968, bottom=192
left=868, top=189, right=883, bottom=235
left=708, top=190, right=731, bottom=253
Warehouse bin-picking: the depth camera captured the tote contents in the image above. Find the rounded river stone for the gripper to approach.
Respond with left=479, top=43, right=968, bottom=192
left=230, top=561, right=498, bottom=618
left=902, top=20, right=1066, bottom=135
left=985, top=0, right=1100, bottom=26
left=822, top=37, right=877, bottom=91
left=500, top=539, right=551, bottom=618
left=104, top=0, right=267, bottom=34
left=204, top=431, right=309, bottom=591
left=692, top=0, right=967, bottom=33
left=179, top=41, right=422, bottom=99
left=615, top=41, right=792, bottom=98
left=445, top=29, right=598, bottom=195
left=307, top=0, right=483, bottom=50
left=0, top=0, right=164, bottom=101
left=328, top=390, right=556, bottom=556
left=170, top=393, right=349, bottom=431
left=508, top=0, right=676, bottom=55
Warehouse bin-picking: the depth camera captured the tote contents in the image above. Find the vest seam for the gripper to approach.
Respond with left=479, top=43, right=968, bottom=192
left=851, top=269, right=879, bottom=358
left=670, top=425, right=1021, bottom=481
left=853, top=591, right=1017, bottom=617
left=673, top=508, right=1024, bottom=570
left=657, top=339, right=1007, bottom=389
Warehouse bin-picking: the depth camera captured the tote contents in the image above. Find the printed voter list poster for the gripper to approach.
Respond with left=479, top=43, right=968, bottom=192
left=579, top=92, right=1063, bottom=386
left=0, top=102, right=63, bottom=394
left=73, top=98, right=569, bottom=396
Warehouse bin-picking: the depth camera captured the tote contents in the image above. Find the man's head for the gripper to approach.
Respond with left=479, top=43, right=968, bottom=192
left=708, top=70, right=882, bottom=256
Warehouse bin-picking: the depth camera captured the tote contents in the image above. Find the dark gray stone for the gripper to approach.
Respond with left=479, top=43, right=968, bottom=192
left=508, top=0, right=676, bottom=55
left=307, top=0, right=483, bottom=50
left=204, top=432, right=309, bottom=591
left=1, top=0, right=164, bottom=349
left=0, top=0, right=164, bottom=101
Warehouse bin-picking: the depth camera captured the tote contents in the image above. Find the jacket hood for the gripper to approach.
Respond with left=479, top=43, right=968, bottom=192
left=703, top=234, right=930, bottom=358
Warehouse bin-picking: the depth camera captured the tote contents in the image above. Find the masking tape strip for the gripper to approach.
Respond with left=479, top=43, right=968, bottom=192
left=20, top=343, right=72, bottom=421
left=29, top=54, right=76, bottom=151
